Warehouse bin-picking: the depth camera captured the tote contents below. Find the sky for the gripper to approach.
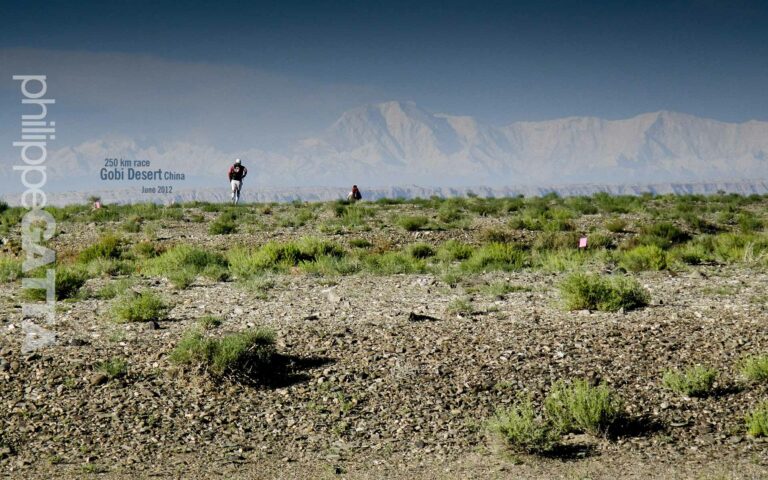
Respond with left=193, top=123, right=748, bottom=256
left=1, top=0, right=767, bottom=191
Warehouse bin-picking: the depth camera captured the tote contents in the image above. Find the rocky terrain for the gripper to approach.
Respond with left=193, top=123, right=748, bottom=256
left=1, top=195, right=768, bottom=479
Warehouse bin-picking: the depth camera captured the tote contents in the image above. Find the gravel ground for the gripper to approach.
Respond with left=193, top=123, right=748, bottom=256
left=1, top=207, right=768, bottom=479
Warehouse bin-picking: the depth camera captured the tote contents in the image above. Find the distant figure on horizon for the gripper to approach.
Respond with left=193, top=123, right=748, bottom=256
left=228, top=158, right=248, bottom=204
left=347, top=185, right=362, bottom=202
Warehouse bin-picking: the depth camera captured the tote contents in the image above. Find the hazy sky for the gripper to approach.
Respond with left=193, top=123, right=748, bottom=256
left=1, top=0, right=767, bottom=155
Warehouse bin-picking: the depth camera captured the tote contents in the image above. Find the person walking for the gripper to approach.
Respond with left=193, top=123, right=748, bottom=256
left=228, top=158, right=248, bottom=204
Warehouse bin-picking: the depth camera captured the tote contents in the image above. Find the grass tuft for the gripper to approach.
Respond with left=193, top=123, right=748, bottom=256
left=198, top=315, right=223, bottom=330
left=397, top=215, right=430, bottom=231
left=544, top=380, right=623, bottom=435
left=23, top=266, right=88, bottom=301
left=112, top=290, right=170, bottom=323
left=170, top=328, right=276, bottom=380
left=488, top=397, right=559, bottom=454
left=619, top=245, right=667, bottom=271
left=662, top=366, right=718, bottom=397
left=559, top=273, right=649, bottom=312
left=96, top=357, right=128, bottom=379
left=739, top=355, right=768, bottom=383
left=746, top=402, right=768, bottom=437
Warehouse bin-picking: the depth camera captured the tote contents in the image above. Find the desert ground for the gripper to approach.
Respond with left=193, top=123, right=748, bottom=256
left=1, top=193, right=767, bottom=479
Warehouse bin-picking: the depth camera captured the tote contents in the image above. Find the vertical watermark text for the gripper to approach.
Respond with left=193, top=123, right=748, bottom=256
left=12, top=75, right=57, bottom=353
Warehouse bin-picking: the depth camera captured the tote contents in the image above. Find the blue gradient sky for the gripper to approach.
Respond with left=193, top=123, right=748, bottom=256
left=1, top=0, right=767, bottom=153
left=4, top=0, right=768, bottom=121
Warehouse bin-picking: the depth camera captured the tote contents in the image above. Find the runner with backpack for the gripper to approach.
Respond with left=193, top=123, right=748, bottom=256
left=228, top=158, right=248, bottom=204
left=347, top=185, right=362, bottom=202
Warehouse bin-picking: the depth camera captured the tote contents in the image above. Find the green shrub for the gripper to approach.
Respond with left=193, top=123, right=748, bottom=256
left=201, top=203, right=223, bottom=212
left=479, top=228, right=514, bottom=244
left=145, top=245, right=228, bottom=281
left=112, top=290, right=170, bottom=323
left=228, top=238, right=345, bottom=276
left=329, top=201, right=375, bottom=228
left=81, top=256, right=134, bottom=277
left=133, top=241, right=161, bottom=258
left=509, top=215, right=543, bottom=231
left=277, top=208, right=314, bottom=228
left=96, top=357, right=128, bottom=379
left=671, top=242, right=711, bottom=265
left=533, top=249, right=589, bottom=272
left=662, top=366, right=718, bottom=397
left=619, top=245, right=667, bottom=271
left=559, top=273, right=649, bottom=312
left=437, top=204, right=465, bottom=223
left=586, top=233, right=614, bottom=249
left=592, top=193, right=643, bottom=214
left=93, top=278, right=134, bottom=299
left=740, top=355, right=768, bottom=383
left=466, top=198, right=502, bottom=217
left=78, top=234, right=123, bottom=263
left=437, top=240, right=475, bottom=262
left=168, top=267, right=196, bottom=289
left=349, top=238, right=372, bottom=249
left=198, top=315, right=223, bottom=330
left=235, top=275, right=277, bottom=297
left=397, top=215, right=430, bottom=231
left=87, top=207, right=121, bottom=223
left=408, top=243, right=436, bottom=259
left=565, top=196, right=599, bottom=215
left=439, top=268, right=462, bottom=287
left=209, top=218, right=237, bottom=235
left=737, top=212, right=763, bottom=233
left=532, top=232, right=579, bottom=251
left=488, top=397, right=559, bottom=454
left=363, top=251, right=426, bottom=275
left=121, top=215, right=143, bottom=233
left=542, top=218, right=575, bottom=232
left=746, top=402, right=768, bottom=437
left=544, top=380, right=623, bottom=435
left=23, top=266, right=88, bottom=301
left=446, top=298, right=474, bottom=316
left=682, top=214, right=718, bottom=234
left=637, top=222, right=689, bottom=249
left=462, top=243, right=527, bottom=272
left=605, top=218, right=627, bottom=233
left=170, top=328, right=276, bottom=380
left=0, top=256, right=22, bottom=283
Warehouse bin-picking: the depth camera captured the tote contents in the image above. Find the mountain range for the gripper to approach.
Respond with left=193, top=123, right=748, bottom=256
left=293, top=101, right=768, bottom=186
left=2, top=101, right=768, bottom=200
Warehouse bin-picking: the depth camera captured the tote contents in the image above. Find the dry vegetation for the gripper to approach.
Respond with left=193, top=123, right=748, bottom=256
left=1, top=193, right=768, bottom=478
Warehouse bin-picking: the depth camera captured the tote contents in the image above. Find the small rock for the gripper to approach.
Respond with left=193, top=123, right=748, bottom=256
left=146, top=320, right=160, bottom=330
left=89, top=373, right=108, bottom=386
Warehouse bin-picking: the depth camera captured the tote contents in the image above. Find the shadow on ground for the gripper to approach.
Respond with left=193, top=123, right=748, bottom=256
left=240, top=353, right=335, bottom=388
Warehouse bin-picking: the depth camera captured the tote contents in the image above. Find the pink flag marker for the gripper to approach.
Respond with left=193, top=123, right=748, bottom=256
left=578, top=236, right=588, bottom=248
